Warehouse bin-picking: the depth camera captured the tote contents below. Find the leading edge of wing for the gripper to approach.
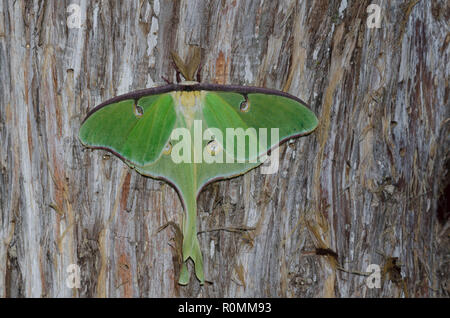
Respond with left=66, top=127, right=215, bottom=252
left=81, top=83, right=313, bottom=124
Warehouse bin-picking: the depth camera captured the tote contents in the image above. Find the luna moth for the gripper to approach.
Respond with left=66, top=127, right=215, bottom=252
left=79, top=52, right=318, bottom=285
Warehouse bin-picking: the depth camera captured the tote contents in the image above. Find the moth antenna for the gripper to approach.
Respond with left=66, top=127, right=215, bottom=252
left=170, top=52, right=187, bottom=82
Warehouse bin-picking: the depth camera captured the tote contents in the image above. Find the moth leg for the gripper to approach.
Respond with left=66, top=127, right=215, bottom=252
left=196, top=64, right=202, bottom=82
left=170, top=60, right=182, bottom=83
left=161, top=75, right=172, bottom=84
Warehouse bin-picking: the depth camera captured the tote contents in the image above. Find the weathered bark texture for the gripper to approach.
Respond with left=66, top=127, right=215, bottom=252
left=0, top=0, right=449, bottom=297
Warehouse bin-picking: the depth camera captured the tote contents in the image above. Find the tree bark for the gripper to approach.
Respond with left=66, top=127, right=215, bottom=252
left=0, top=0, right=449, bottom=297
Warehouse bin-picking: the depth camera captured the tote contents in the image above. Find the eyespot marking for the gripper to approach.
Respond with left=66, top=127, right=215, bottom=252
left=163, top=142, right=172, bottom=155
left=206, top=139, right=221, bottom=156
left=239, top=95, right=250, bottom=112
left=134, top=101, right=144, bottom=117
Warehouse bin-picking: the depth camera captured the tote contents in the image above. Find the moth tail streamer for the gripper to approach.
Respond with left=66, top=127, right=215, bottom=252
left=178, top=200, right=205, bottom=285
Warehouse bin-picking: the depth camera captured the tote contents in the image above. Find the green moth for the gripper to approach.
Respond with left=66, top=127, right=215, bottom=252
left=79, top=53, right=318, bottom=285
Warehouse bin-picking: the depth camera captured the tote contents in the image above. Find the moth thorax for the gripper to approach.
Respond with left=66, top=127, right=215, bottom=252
left=171, top=91, right=204, bottom=129
left=180, top=91, right=199, bottom=108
